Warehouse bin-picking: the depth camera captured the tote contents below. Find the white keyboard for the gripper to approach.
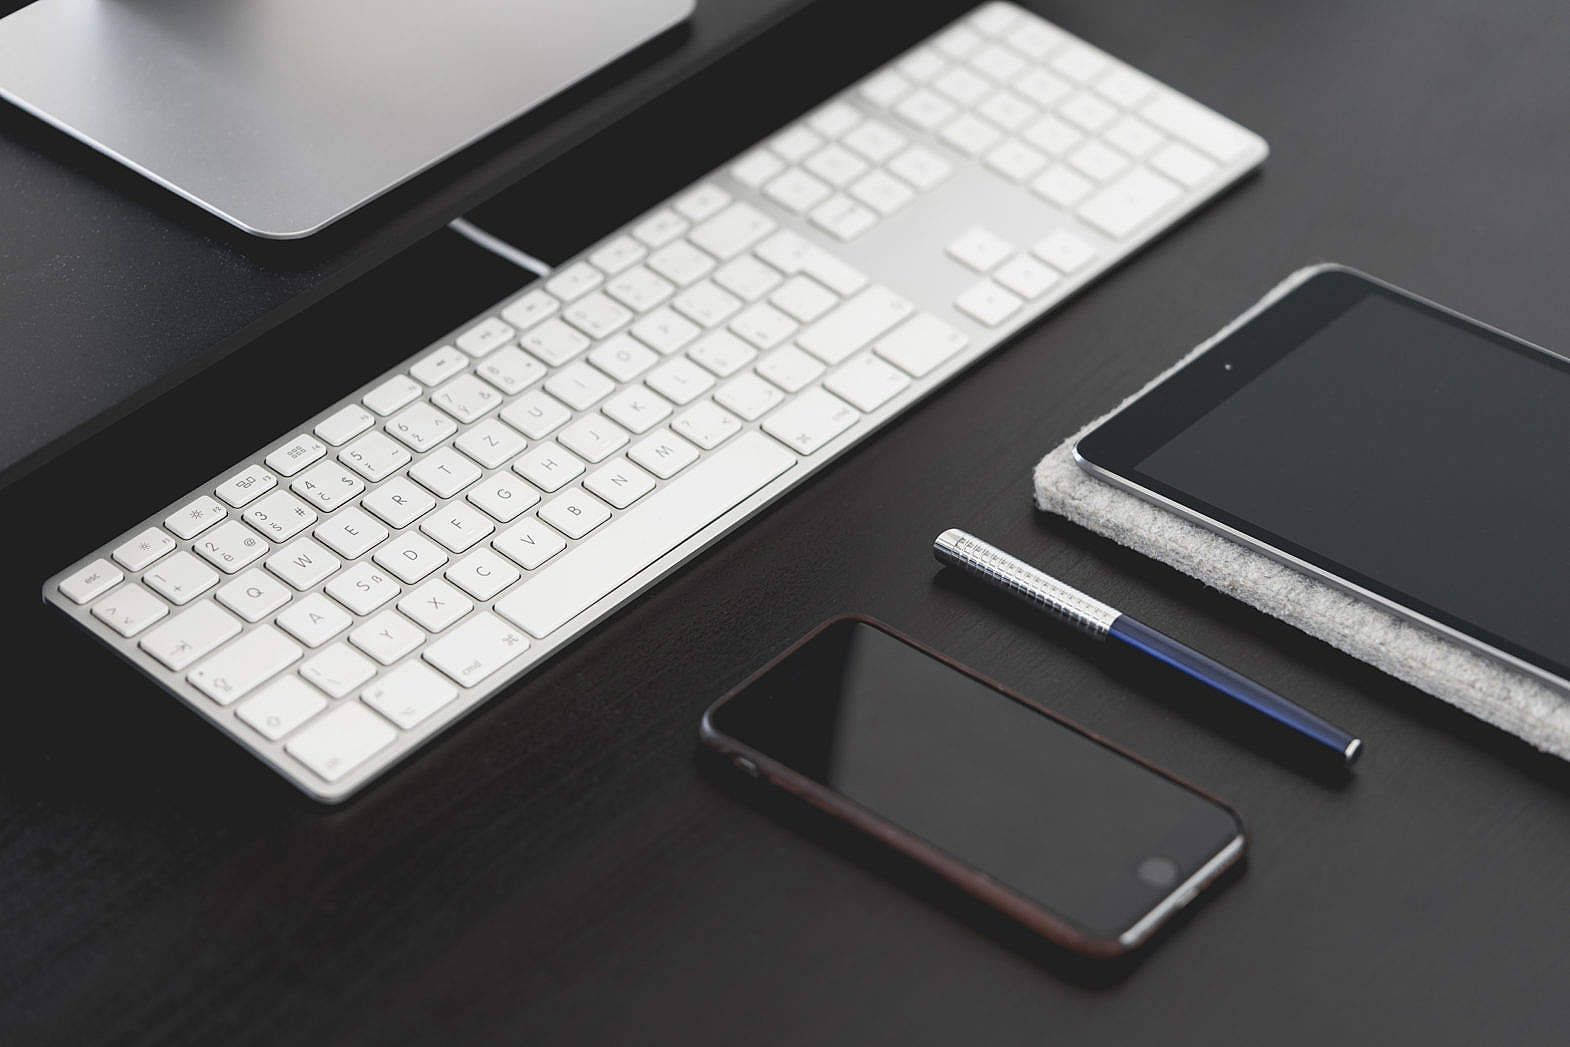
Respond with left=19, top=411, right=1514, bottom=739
left=43, top=3, right=1266, bottom=802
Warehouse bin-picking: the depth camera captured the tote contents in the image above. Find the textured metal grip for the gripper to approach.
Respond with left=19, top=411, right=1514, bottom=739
left=933, top=529, right=1120, bottom=639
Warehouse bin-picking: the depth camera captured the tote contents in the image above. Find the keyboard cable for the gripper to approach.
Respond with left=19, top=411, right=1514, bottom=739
left=447, top=218, right=555, bottom=278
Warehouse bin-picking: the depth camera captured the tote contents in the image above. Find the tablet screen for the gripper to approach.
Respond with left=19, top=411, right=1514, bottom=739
left=1079, top=269, right=1570, bottom=683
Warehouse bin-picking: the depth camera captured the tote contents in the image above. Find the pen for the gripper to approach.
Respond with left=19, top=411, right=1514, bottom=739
left=933, top=529, right=1363, bottom=766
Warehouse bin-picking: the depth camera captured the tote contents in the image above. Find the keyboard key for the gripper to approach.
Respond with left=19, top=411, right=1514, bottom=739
left=290, top=460, right=365, bottom=513
left=895, top=89, right=957, bottom=131
left=139, top=600, right=242, bottom=671
left=496, top=433, right=795, bottom=638
left=994, top=254, right=1062, bottom=299
left=563, top=292, right=634, bottom=340
left=499, top=288, right=560, bottom=331
left=588, top=236, right=647, bottom=275
left=361, top=376, right=422, bottom=418
left=605, top=267, right=675, bottom=313
left=374, top=533, right=449, bottom=584
left=859, top=69, right=910, bottom=109
left=419, top=501, right=495, bottom=553
left=1032, top=164, right=1093, bottom=207
left=539, top=487, right=613, bottom=539
left=761, top=388, right=860, bottom=455
left=455, top=418, right=527, bottom=470
left=939, top=114, right=1002, bottom=157
left=645, top=359, right=715, bottom=406
left=492, top=517, right=567, bottom=570
left=349, top=610, right=426, bottom=665
left=317, top=404, right=379, bottom=448
left=432, top=373, right=503, bottom=423
left=646, top=241, right=714, bottom=287
left=689, top=203, right=775, bottom=260
left=1150, top=141, right=1218, bottom=187
left=631, top=308, right=702, bottom=355
left=338, top=430, right=412, bottom=482
left=1016, top=69, right=1071, bottom=109
left=557, top=415, right=630, bottom=463
left=947, top=227, right=1014, bottom=273
left=409, top=446, right=483, bottom=499
left=113, top=527, right=176, bottom=572
left=729, top=302, right=798, bottom=351
left=277, top=592, right=353, bottom=647
left=587, top=333, right=659, bottom=383
left=301, top=643, right=378, bottom=699
left=467, top=471, right=541, bottom=523
left=674, top=182, right=732, bottom=222
left=386, top=402, right=459, bottom=453
left=544, top=262, right=603, bottom=303
left=60, top=559, right=124, bottom=605
left=971, top=46, right=1026, bottom=84
left=765, top=168, right=832, bottom=214
left=1053, top=44, right=1110, bottom=84
left=714, top=373, right=785, bottom=420
left=632, top=208, right=688, bottom=248
left=843, top=119, right=905, bottom=163
left=456, top=316, right=515, bottom=357
left=217, top=568, right=292, bottom=622
left=954, top=280, right=1024, bottom=326
left=808, top=99, right=863, bottom=137
left=688, top=330, right=757, bottom=377
left=313, top=507, right=388, bottom=560
left=713, top=256, right=782, bottom=301
left=1033, top=229, right=1098, bottom=272
left=325, top=562, right=402, bottom=616
left=1078, top=166, right=1181, bottom=238
left=1105, top=114, right=1163, bottom=159
left=513, top=442, right=585, bottom=492
left=886, top=146, right=953, bottom=190
left=873, top=314, right=969, bottom=378
left=410, top=345, right=468, bottom=387
left=397, top=579, right=474, bottom=633
left=934, top=66, right=990, bottom=107
left=1141, top=92, right=1254, bottom=162
left=266, top=537, right=342, bottom=591
left=824, top=354, right=911, bottom=412
left=164, top=496, right=228, bottom=541
left=362, top=661, right=458, bottom=729
left=477, top=347, right=549, bottom=401
left=627, top=428, right=701, bottom=478
left=238, top=676, right=328, bottom=741
left=423, top=612, right=530, bottom=689
left=756, top=345, right=825, bottom=392
left=265, top=434, right=327, bottom=477
left=501, top=390, right=572, bottom=440
left=193, top=519, right=268, bottom=574
left=143, top=550, right=220, bottom=605
left=361, top=476, right=436, bottom=529
left=1069, top=140, right=1130, bottom=182
left=286, top=702, right=397, bottom=782
left=602, top=385, right=674, bottom=434
left=672, top=281, right=743, bottom=328
left=216, top=464, right=278, bottom=508
left=985, top=139, right=1047, bottom=182
left=1060, top=92, right=1117, bottom=133
left=809, top=195, right=878, bottom=241
left=445, top=548, right=522, bottom=601
left=798, top=286, right=915, bottom=365
left=584, top=459, right=658, bottom=508
left=1023, top=114, right=1082, bottom=156
left=91, top=582, right=168, bottom=636
left=189, top=625, right=301, bottom=705
left=1096, top=65, right=1155, bottom=109
left=672, top=402, right=742, bottom=450
left=521, top=317, right=591, bottom=366
left=250, top=487, right=336, bottom=541
left=804, top=144, right=869, bottom=187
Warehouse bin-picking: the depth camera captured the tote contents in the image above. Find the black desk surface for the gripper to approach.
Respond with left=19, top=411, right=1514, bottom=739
left=7, top=1, right=1570, bottom=1043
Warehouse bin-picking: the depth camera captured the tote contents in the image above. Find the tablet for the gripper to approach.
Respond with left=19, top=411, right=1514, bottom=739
left=1076, top=265, right=1570, bottom=692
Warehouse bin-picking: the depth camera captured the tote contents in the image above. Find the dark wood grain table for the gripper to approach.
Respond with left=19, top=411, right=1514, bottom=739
left=5, top=1, right=1570, bottom=1043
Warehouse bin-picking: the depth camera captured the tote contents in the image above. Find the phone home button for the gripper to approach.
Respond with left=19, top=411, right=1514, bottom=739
left=1137, top=856, right=1179, bottom=888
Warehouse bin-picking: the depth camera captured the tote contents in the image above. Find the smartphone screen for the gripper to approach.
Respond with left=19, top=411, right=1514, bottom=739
left=703, top=619, right=1243, bottom=949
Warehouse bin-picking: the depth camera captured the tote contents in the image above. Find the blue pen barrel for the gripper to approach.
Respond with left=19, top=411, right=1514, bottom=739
left=1108, top=615, right=1362, bottom=765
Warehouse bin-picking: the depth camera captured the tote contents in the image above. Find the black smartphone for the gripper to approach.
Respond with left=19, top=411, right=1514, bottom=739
left=700, top=617, right=1245, bottom=957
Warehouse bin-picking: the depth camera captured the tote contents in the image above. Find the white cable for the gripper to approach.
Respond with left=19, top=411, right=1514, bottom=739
left=447, top=218, right=554, bottom=278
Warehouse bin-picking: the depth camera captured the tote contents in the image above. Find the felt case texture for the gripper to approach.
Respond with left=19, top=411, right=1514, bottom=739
left=1033, top=266, right=1570, bottom=761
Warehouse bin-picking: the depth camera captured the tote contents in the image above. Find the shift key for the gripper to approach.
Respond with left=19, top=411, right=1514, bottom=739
left=188, top=625, right=302, bottom=705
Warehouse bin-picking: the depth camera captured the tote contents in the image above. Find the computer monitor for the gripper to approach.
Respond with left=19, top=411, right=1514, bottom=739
left=0, top=0, right=693, bottom=238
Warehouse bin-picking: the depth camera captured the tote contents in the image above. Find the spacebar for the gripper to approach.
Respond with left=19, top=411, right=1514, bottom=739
left=494, top=432, right=796, bottom=638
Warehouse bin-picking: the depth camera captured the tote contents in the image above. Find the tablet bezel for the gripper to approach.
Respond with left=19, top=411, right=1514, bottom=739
left=1075, top=264, right=1570, bottom=692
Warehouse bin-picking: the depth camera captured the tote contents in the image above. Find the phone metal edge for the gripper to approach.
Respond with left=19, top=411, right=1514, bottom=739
left=1072, top=262, right=1570, bottom=697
